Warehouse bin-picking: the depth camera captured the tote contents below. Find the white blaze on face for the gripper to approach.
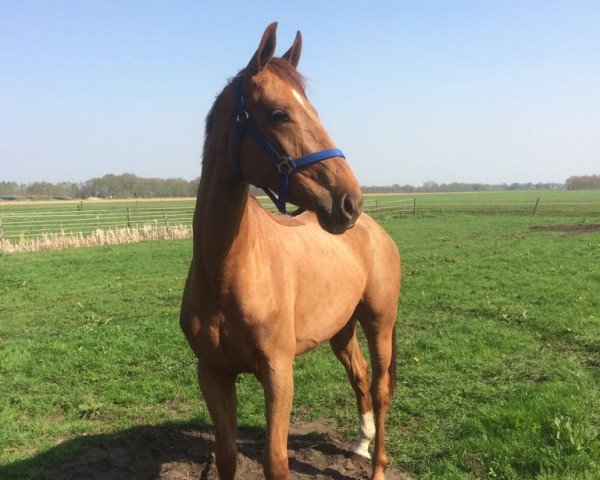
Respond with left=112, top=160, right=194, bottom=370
left=292, top=88, right=318, bottom=120
left=290, top=87, right=334, bottom=147
left=292, top=88, right=306, bottom=108
left=352, top=411, right=375, bottom=459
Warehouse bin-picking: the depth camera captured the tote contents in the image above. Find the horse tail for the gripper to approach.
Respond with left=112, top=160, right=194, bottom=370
left=389, top=323, right=397, bottom=396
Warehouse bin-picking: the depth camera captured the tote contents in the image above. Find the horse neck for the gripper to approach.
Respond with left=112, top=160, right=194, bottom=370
left=193, top=92, right=253, bottom=275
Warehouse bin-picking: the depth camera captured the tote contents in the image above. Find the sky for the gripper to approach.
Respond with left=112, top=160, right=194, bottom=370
left=1, top=0, right=599, bottom=186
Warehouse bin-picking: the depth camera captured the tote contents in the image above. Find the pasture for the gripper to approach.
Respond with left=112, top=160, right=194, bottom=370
left=1, top=189, right=599, bottom=241
left=1, top=192, right=599, bottom=479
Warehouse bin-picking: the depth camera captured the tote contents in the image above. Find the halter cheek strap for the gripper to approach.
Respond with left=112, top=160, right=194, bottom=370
left=233, top=75, right=345, bottom=214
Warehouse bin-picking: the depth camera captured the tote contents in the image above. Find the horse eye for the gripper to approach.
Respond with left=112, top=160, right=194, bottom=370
left=270, top=109, right=290, bottom=124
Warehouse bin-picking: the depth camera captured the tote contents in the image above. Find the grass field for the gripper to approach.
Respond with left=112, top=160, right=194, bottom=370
left=1, top=189, right=598, bottom=240
left=1, top=199, right=599, bottom=478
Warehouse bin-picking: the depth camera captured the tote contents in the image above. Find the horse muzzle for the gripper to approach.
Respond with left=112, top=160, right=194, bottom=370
left=315, top=191, right=363, bottom=234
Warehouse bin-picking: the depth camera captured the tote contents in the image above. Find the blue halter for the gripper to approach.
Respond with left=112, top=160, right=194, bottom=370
left=233, top=75, right=345, bottom=214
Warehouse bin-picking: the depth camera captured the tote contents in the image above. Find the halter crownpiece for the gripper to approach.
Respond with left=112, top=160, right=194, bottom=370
left=232, top=75, right=345, bottom=214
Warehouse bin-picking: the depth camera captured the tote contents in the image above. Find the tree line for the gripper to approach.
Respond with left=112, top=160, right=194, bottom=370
left=0, top=174, right=200, bottom=200
left=565, top=175, right=600, bottom=190
left=361, top=181, right=564, bottom=194
left=1, top=173, right=598, bottom=200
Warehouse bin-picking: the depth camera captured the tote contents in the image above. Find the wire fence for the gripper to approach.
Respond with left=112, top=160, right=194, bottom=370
left=0, top=205, right=195, bottom=239
left=0, top=196, right=598, bottom=241
left=412, top=201, right=600, bottom=216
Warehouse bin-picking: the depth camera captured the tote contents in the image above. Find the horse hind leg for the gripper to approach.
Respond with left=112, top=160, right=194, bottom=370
left=330, top=319, right=376, bottom=459
left=359, top=308, right=398, bottom=480
left=197, top=362, right=238, bottom=480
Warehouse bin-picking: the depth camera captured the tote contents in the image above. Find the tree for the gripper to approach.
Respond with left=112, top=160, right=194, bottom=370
left=566, top=175, right=600, bottom=190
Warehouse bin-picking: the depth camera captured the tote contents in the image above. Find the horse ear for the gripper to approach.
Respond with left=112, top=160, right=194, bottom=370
left=247, top=22, right=278, bottom=76
left=282, top=30, right=302, bottom=68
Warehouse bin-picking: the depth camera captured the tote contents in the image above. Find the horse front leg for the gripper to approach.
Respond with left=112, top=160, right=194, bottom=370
left=197, top=362, right=238, bottom=480
left=257, top=356, right=294, bottom=480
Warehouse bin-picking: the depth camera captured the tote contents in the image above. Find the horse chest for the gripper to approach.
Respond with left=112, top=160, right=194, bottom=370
left=188, top=310, right=262, bottom=373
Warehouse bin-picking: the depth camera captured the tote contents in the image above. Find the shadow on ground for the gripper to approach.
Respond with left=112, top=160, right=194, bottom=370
left=1, top=421, right=408, bottom=480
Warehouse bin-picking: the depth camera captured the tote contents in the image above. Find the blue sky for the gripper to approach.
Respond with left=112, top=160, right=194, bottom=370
left=1, top=1, right=599, bottom=185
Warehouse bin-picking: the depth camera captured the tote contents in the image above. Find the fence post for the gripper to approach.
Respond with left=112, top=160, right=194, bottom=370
left=532, top=197, right=540, bottom=216
left=127, top=208, right=132, bottom=228
left=0, top=216, right=3, bottom=240
left=413, top=197, right=417, bottom=216
left=80, top=200, right=83, bottom=211
left=164, top=210, right=169, bottom=229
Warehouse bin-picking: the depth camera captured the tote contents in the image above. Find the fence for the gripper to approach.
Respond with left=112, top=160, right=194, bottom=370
left=0, top=204, right=195, bottom=240
left=0, top=198, right=416, bottom=240
left=0, top=196, right=598, bottom=241
left=363, top=197, right=416, bottom=216
left=410, top=199, right=600, bottom=216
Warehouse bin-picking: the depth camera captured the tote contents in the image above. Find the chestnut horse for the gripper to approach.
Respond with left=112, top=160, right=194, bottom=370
left=180, top=23, right=400, bottom=480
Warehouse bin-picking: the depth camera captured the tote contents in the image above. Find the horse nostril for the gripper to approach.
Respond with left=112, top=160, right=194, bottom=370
left=341, top=193, right=359, bottom=220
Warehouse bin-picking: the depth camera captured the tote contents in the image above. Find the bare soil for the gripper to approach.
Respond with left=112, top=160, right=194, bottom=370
left=530, top=224, right=600, bottom=234
left=43, top=421, right=409, bottom=480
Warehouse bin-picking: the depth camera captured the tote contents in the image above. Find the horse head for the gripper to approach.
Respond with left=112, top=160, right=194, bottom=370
left=234, top=22, right=362, bottom=234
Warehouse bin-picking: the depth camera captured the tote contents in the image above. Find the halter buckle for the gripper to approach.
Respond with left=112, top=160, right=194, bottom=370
left=236, top=110, right=249, bottom=125
left=277, top=156, right=294, bottom=174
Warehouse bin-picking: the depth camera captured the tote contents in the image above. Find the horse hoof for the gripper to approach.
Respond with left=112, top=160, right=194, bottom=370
left=352, top=440, right=371, bottom=459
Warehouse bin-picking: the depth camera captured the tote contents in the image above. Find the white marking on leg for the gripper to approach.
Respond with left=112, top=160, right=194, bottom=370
left=352, top=411, right=375, bottom=459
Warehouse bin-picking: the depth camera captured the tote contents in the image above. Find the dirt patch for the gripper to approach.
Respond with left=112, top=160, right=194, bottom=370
left=42, top=422, right=409, bottom=480
left=530, top=224, right=600, bottom=234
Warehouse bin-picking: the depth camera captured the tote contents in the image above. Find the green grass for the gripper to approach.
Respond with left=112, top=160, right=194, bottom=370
left=405, top=189, right=600, bottom=216
left=1, top=189, right=599, bottom=239
left=382, top=214, right=600, bottom=479
left=1, top=211, right=599, bottom=479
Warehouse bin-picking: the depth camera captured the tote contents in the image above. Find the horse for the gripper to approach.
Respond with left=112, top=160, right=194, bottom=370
left=180, top=22, right=401, bottom=480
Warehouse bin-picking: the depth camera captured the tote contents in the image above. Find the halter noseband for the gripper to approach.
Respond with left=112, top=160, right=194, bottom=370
left=233, top=75, right=345, bottom=214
